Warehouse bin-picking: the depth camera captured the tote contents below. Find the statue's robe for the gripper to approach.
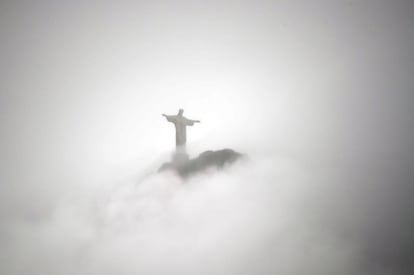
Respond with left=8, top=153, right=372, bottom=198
left=165, top=115, right=195, bottom=146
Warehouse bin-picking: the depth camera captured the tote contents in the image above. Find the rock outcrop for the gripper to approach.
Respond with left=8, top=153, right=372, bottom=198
left=159, top=149, right=244, bottom=178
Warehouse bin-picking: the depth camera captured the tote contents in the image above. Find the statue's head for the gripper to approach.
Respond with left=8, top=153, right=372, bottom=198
left=178, top=108, right=184, bottom=116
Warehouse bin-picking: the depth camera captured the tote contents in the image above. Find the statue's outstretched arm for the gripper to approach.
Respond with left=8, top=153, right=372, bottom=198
left=185, top=118, right=200, bottom=125
left=162, top=114, right=176, bottom=123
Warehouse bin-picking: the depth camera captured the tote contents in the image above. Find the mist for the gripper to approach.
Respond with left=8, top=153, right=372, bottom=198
left=1, top=0, right=413, bottom=274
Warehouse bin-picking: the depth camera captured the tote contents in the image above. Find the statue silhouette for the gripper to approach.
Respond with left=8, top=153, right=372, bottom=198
left=162, top=109, right=200, bottom=150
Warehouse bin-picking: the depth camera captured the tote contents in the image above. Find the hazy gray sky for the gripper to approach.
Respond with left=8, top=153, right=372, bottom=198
left=1, top=1, right=413, bottom=274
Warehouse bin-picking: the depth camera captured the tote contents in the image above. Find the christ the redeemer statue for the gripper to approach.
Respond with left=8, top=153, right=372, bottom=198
left=162, top=109, right=200, bottom=149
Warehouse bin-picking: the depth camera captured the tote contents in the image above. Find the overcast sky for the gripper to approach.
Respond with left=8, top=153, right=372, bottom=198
left=1, top=1, right=413, bottom=274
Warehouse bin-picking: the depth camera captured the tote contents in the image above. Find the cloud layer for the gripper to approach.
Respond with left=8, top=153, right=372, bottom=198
left=1, top=1, right=413, bottom=274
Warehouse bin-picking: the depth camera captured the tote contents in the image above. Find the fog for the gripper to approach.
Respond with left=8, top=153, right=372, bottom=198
left=1, top=0, right=413, bottom=274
